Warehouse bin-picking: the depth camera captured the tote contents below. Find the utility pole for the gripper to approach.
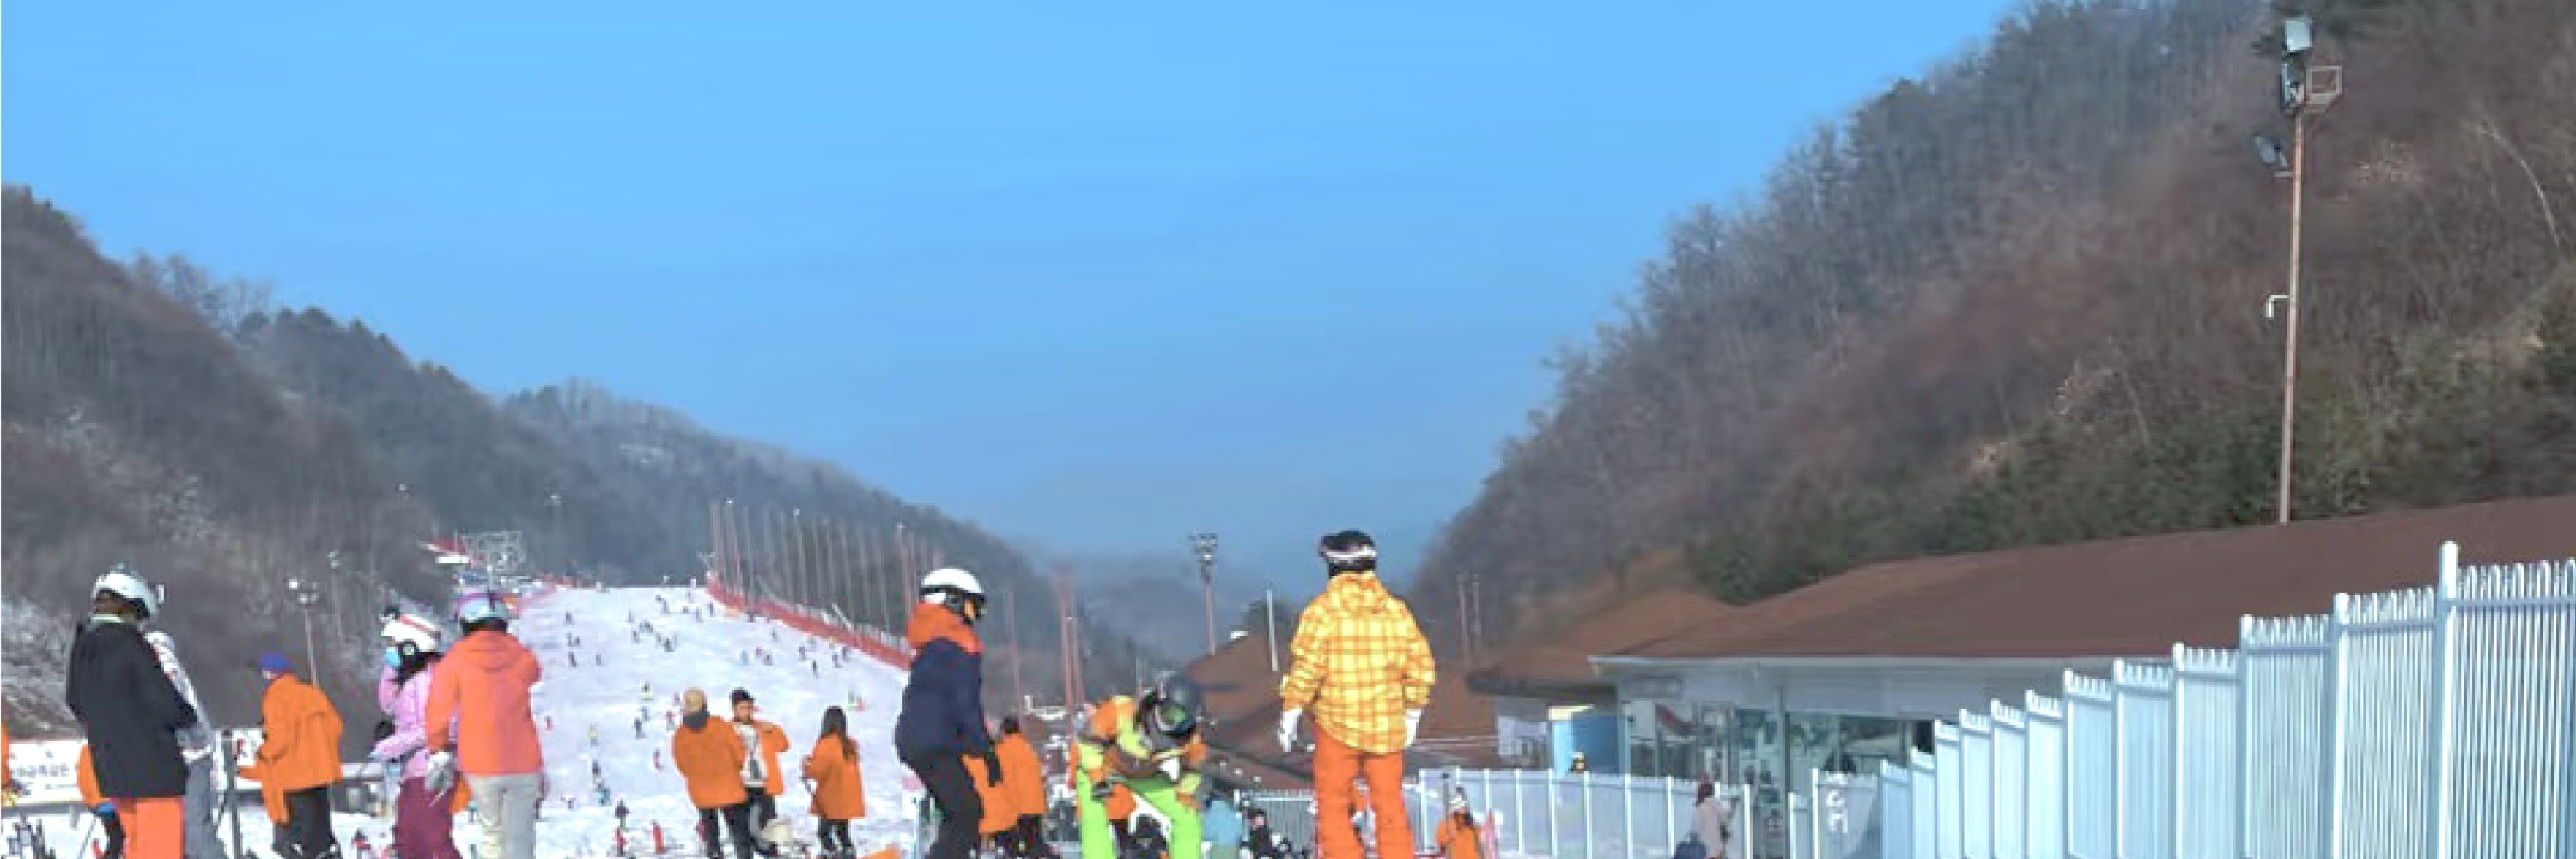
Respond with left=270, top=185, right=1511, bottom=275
left=1264, top=588, right=1280, bottom=673
left=791, top=509, right=808, bottom=606
left=860, top=527, right=885, bottom=629
left=1060, top=566, right=1084, bottom=706
left=546, top=493, right=562, bottom=573
left=1005, top=585, right=1027, bottom=710
left=287, top=576, right=322, bottom=677
left=2261, top=14, right=2342, bottom=525
left=1190, top=533, right=1219, bottom=655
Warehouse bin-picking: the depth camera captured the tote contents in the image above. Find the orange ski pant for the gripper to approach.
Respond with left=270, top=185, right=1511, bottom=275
left=112, top=797, right=183, bottom=859
left=1311, top=727, right=1413, bottom=859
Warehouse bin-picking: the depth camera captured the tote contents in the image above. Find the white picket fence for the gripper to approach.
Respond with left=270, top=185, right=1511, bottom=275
left=1243, top=768, right=1754, bottom=859
left=1865, top=542, right=2576, bottom=859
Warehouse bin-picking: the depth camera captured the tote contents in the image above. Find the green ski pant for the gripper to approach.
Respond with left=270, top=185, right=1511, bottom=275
left=1076, top=771, right=1201, bottom=859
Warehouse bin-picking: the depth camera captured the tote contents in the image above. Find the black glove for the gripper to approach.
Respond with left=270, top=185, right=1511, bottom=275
left=372, top=721, right=396, bottom=743
left=982, top=752, right=1003, bottom=787
left=1089, top=782, right=1113, bottom=801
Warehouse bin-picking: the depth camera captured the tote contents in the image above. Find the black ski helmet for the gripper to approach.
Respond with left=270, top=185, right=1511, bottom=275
left=1319, top=530, right=1377, bottom=575
left=1141, top=672, right=1204, bottom=740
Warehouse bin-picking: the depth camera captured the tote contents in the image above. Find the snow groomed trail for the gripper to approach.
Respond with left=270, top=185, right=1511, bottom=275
left=513, top=584, right=921, bottom=858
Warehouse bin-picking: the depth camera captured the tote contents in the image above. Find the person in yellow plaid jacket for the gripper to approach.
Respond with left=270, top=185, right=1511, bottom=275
left=1277, top=529, right=1436, bottom=859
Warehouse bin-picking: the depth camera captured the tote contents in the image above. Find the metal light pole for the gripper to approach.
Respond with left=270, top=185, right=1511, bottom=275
left=286, top=576, right=322, bottom=675
left=547, top=492, right=564, bottom=573
left=2257, top=15, right=2342, bottom=525
left=1263, top=588, right=1280, bottom=673
left=1190, top=533, right=1218, bottom=655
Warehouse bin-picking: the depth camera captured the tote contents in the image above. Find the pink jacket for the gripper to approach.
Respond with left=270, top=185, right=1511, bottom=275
left=373, top=662, right=453, bottom=779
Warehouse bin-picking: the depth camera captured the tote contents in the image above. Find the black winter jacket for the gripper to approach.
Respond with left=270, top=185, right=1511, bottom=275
left=65, top=618, right=197, bottom=799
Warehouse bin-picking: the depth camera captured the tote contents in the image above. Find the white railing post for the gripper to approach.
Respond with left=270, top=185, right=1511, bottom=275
left=1666, top=775, right=1680, bottom=855
left=1546, top=768, right=1559, bottom=858
left=1581, top=770, right=1595, bottom=859
left=1623, top=772, right=1636, bottom=859
left=1515, top=769, right=1527, bottom=854
left=2235, top=614, right=2254, bottom=859
left=2322, top=592, right=2351, bottom=859
left=2427, top=541, right=2459, bottom=859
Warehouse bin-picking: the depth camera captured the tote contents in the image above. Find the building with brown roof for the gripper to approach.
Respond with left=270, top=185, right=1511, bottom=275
left=1467, top=586, right=1740, bottom=770
left=1585, top=495, right=2576, bottom=813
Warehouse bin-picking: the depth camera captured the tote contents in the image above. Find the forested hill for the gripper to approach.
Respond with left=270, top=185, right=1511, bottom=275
left=1411, top=0, right=2576, bottom=649
left=2, top=186, right=1167, bottom=732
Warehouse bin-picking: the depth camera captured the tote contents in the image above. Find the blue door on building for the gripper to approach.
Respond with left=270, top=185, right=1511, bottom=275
left=1550, top=711, right=1624, bottom=774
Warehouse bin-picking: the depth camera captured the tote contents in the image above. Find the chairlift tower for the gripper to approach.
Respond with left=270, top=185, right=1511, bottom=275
left=465, top=530, right=529, bottom=584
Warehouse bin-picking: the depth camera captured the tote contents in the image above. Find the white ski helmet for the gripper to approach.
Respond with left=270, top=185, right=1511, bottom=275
left=456, top=593, right=510, bottom=627
left=920, top=567, right=986, bottom=618
left=380, top=612, right=444, bottom=655
left=94, top=564, right=158, bottom=618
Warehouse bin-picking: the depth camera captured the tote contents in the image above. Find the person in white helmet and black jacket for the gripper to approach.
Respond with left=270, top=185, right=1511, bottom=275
left=895, top=567, right=999, bottom=859
left=65, top=565, right=198, bottom=859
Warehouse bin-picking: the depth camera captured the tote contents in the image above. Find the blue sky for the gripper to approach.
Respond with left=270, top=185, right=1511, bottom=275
left=5, top=2, right=2013, bottom=588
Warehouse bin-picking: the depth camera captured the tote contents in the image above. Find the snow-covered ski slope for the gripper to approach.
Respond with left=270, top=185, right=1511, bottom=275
left=514, top=584, right=921, bottom=857
left=15, top=583, right=923, bottom=859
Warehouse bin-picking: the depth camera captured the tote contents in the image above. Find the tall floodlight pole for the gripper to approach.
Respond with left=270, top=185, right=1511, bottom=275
left=894, top=522, right=914, bottom=622
left=2258, top=15, right=2342, bottom=524
left=287, top=576, right=322, bottom=676
left=1190, top=533, right=1219, bottom=655
left=546, top=492, right=564, bottom=573
left=1264, top=588, right=1280, bottom=673
left=1005, top=585, right=1027, bottom=710
left=791, top=509, right=807, bottom=607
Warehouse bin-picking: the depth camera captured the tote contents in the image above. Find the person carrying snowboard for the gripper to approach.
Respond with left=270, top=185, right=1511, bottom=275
left=1277, top=530, right=1436, bottom=859
left=1075, top=673, right=1208, bottom=859
left=894, top=568, right=996, bottom=859
left=373, top=612, right=466, bottom=859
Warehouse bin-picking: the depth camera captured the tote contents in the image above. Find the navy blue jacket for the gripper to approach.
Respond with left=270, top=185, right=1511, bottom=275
left=895, top=606, right=991, bottom=757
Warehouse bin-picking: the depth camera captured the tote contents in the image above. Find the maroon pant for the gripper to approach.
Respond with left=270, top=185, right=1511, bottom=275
left=394, top=777, right=465, bottom=859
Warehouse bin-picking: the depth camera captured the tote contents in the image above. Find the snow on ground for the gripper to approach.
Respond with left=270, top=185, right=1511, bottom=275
left=512, top=585, right=920, bottom=857
left=15, top=585, right=923, bottom=859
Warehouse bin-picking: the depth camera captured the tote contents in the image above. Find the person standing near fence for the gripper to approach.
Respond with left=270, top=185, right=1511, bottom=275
left=1432, top=791, right=1480, bottom=859
left=1275, top=530, right=1436, bottom=859
left=1690, top=780, right=1732, bottom=859
left=136, top=594, right=221, bottom=859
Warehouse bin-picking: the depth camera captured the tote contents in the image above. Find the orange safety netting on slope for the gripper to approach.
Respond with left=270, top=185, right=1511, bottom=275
left=701, top=572, right=914, bottom=670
